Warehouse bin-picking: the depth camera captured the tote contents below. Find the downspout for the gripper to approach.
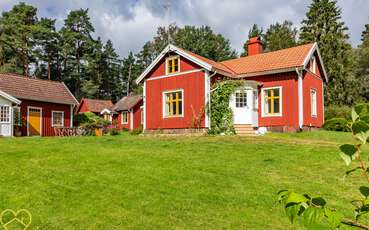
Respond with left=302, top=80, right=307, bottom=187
left=296, top=67, right=303, bottom=130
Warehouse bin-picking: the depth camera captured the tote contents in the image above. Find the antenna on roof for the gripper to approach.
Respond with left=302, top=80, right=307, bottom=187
left=163, top=0, right=171, bottom=45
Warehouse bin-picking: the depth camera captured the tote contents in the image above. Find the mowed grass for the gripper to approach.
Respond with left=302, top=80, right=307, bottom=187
left=0, top=131, right=364, bottom=229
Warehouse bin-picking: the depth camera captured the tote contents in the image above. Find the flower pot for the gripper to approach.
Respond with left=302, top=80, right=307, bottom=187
left=14, top=127, right=22, bottom=137
left=95, top=128, right=103, bottom=136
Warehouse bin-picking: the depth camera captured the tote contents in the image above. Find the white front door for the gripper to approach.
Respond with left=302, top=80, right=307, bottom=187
left=230, top=88, right=253, bottom=124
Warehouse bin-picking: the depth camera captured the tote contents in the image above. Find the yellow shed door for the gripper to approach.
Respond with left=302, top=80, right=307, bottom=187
left=28, top=108, right=41, bottom=136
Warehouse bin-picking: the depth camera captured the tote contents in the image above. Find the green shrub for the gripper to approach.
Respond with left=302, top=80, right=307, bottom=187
left=324, top=105, right=352, bottom=120
left=109, top=128, right=120, bottom=136
left=322, top=118, right=350, bottom=132
left=130, top=127, right=143, bottom=135
left=75, top=112, right=110, bottom=135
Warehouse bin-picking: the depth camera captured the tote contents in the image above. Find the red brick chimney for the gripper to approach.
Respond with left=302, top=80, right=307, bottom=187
left=247, top=37, right=263, bottom=56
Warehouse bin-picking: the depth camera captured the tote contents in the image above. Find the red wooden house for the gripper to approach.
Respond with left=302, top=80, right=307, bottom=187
left=0, top=73, right=78, bottom=136
left=111, top=95, right=143, bottom=130
left=75, top=98, right=113, bottom=121
left=135, top=37, right=328, bottom=134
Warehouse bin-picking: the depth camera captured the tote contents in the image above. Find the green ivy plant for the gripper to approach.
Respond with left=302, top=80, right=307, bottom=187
left=277, top=105, right=369, bottom=229
left=209, top=80, right=244, bottom=135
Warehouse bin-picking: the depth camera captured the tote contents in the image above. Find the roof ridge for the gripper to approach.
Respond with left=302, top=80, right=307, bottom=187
left=220, top=42, right=315, bottom=64
left=0, top=72, right=65, bottom=84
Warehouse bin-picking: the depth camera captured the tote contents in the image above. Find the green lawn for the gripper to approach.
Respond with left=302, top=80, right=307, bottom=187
left=0, top=131, right=364, bottom=229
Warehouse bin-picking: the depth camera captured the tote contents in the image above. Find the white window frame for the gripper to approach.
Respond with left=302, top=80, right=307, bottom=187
left=140, top=106, right=144, bottom=125
left=0, top=105, right=11, bottom=123
left=162, top=89, right=184, bottom=118
left=121, top=111, right=128, bottom=124
left=310, top=88, right=318, bottom=117
left=165, top=55, right=180, bottom=75
left=261, top=86, right=282, bottom=117
left=52, top=111, right=64, bottom=127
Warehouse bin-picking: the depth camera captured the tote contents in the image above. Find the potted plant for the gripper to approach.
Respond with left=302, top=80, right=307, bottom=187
left=13, top=112, right=24, bottom=137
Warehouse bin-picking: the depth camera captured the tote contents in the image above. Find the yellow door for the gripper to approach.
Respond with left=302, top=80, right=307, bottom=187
left=28, top=108, right=41, bottom=136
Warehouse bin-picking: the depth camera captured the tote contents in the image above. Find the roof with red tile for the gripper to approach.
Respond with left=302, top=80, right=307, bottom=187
left=111, top=95, right=142, bottom=111
left=78, top=98, right=113, bottom=113
left=0, top=73, right=78, bottom=105
left=220, top=43, right=315, bottom=76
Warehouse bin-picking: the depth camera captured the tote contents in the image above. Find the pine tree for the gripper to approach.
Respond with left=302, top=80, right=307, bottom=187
left=299, top=0, right=356, bottom=105
left=355, top=24, right=369, bottom=101
left=0, top=2, right=39, bottom=76
left=60, top=8, right=95, bottom=98
left=102, top=40, right=121, bottom=101
left=240, top=24, right=265, bottom=56
left=265, top=20, right=297, bottom=52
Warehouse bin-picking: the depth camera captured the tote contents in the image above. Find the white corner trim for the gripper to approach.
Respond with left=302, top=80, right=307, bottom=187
left=70, top=104, right=74, bottom=128
left=297, top=70, right=304, bottom=129
left=143, top=81, right=146, bottom=130
left=130, top=109, right=134, bottom=130
left=261, top=86, right=283, bottom=117
left=135, top=44, right=212, bottom=84
left=204, top=70, right=210, bottom=128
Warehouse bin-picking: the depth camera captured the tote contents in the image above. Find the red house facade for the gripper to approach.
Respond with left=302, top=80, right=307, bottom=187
left=136, top=37, right=328, bottom=134
left=0, top=73, right=78, bottom=137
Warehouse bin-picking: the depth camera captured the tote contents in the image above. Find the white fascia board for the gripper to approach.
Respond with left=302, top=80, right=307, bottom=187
left=302, top=43, right=328, bottom=82
left=135, top=44, right=213, bottom=84
left=0, top=90, right=21, bottom=104
left=237, top=67, right=301, bottom=78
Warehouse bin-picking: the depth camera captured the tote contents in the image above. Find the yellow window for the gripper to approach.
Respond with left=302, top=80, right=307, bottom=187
left=164, top=90, right=183, bottom=117
left=166, top=56, right=179, bottom=74
left=263, top=87, right=281, bottom=115
left=122, top=111, right=128, bottom=124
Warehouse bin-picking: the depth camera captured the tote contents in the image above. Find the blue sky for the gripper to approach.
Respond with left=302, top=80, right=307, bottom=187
left=1, top=0, right=368, bottom=57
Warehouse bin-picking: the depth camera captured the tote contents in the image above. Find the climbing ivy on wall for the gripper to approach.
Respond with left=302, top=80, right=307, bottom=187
left=209, top=80, right=245, bottom=135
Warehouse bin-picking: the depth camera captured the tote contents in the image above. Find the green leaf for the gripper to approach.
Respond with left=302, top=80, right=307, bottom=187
left=355, top=131, right=369, bottom=144
left=285, top=203, right=302, bottom=223
left=360, top=186, right=369, bottom=198
left=352, top=108, right=359, bottom=122
left=311, top=197, right=326, bottom=207
left=352, top=121, right=369, bottom=135
left=345, top=166, right=362, bottom=176
left=286, top=192, right=309, bottom=204
left=339, top=144, right=358, bottom=165
left=325, top=209, right=343, bottom=229
left=303, top=207, right=323, bottom=227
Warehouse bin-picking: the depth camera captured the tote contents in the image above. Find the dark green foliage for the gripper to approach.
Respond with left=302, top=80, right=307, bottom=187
left=130, top=127, right=143, bottom=135
left=354, top=24, right=369, bottom=101
left=209, top=80, right=244, bottom=135
left=240, top=24, right=265, bottom=56
left=109, top=127, right=120, bottom=136
left=299, top=0, right=357, bottom=105
left=322, top=118, right=350, bottom=132
left=324, top=105, right=352, bottom=120
left=265, top=20, right=297, bottom=52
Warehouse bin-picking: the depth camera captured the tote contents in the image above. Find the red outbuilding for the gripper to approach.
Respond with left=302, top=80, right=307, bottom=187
left=136, top=37, right=328, bottom=134
left=0, top=73, right=78, bottom=136
left=75, top=98, right=114, bottom=121
left=111, top=95, right=143, bottom=130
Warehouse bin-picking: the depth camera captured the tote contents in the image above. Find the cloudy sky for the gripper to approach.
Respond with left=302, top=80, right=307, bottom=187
left=1, top=0, right=368, bottom=58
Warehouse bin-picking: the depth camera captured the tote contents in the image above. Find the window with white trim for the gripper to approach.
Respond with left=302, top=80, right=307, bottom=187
left=164, top=90, right=183, bottom=117
left=0, top=106, right=10, bottom=123
left=122, top=111, right=128, bottom=124
left=262, top=87, right=282, bottom=116
left=166, top=56, right=179, bottom=74
left=52, top=111, right=64, bottom=127
left=311, top=89, right=317, bottom=117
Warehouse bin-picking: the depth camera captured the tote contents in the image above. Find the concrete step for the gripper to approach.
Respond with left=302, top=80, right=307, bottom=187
left=234, top=124, right=256, bottom=136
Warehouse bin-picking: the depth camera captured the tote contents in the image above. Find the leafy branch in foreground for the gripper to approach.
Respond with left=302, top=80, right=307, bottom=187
left=278, top=104, right=369, bottom=229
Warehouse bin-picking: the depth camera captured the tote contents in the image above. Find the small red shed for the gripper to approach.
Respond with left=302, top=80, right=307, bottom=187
left=0, top=73, right=78, bottom=136
left=111, top=95, right=143, bottom=130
